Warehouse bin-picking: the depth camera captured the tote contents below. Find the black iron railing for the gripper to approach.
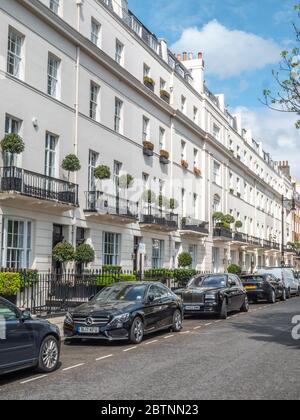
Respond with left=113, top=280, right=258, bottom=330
left=213, top=227, right=232, bottom=239
left=181, top=217, right=209, bottom=235
left=247, top=236, right=262, bottom=247
left=232, top=232, right=248, bottom=243
left=0, top=166, right=78, bottom=206
left=85, top=191, right=139, bottom=220
left=141, top=207, right=178, bottom=229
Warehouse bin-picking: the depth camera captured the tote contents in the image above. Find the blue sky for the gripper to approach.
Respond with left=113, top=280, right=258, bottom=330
left=129, top=0, right=300, bottom=178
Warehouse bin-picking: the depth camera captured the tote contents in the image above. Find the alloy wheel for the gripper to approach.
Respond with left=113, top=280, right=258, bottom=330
left=133, top=318, right=144, bottom=343
left=173, top=310, right=182, bottom=331
left=42, top=338, right=59, bottom=370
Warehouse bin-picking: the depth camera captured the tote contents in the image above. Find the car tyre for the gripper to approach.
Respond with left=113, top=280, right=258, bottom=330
left=286, top=288, right=291, bottom=299
left=241, top=296, right=249, bottom=312
left=268, top=289, right=276, bottom=304
left=281, top=288, right=287, bottom=302
left=129, top=317, right=144, bottom=345
left=37, top=335, right=60, bottom=373
left=220, top=299, right=228, bottom=319
left=171, top=309, right=183, bottom=332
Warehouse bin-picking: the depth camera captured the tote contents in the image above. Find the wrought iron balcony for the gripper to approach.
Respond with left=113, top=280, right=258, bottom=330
left=247, top=236, right=262, bottom=247
left=84, top=191, right=139, bottom=222
left=140, top=207, right=178, bottom=231
left=0, top=166, right=78, bottom=206
left=262, top=239, right=272, bottom=249
left=180, top=217, right=209, bottom=236
left=213, top=227, right=233, bottom=241
left=232, top=232, right=248, bottom=243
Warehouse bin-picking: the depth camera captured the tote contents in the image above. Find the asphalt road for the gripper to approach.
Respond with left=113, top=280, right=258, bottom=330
left=1, top=298, right=300, bottom=400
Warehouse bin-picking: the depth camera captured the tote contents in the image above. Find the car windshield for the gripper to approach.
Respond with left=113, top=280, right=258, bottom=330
left=200, top=275, right=227, bottom=288
left=94, top=284, right=147, bottom=303
left=188, top=277, right=204, bottom=287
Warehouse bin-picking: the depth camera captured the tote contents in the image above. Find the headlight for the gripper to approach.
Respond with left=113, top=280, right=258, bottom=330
left=205, top=293, right=217, bottom=301
left=65, top=312, right=73, bottom=324
left=108, top=313, right=130, bottom=328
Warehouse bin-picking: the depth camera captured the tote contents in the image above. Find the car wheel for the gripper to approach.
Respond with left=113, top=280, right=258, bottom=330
left=286, top=288, right=291, bottom=299
left=220, top=300, right=228, bottom=319
left=37, top=335, right=60, bottom=373
left=268, top=289, right=276, bottom=304
left=240, top=296, right=249, bottom=312
left=171, top=309, right=183, bottom=332
left=281, top=288, right=287, bottom=302
left=129, top=317, right=144, bottom=344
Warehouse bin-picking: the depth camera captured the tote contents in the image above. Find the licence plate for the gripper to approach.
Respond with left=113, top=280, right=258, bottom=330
left=245, top=285, right=257, bottom=289
left=185, top=305, right=201, bottom=310
left=77, top=326, right=99, bottom=334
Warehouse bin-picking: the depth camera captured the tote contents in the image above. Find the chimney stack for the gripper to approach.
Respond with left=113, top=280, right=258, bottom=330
left=188, top=52, right=193, bottom=60
left=177, top=53, right=181, bottom=61
left=278, top=161, right=291, bottom=178
left=182, top=52, right=187, bottom=61
left=198, top=52, right=203, bottom=60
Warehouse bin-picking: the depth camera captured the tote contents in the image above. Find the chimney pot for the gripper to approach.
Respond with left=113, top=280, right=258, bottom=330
left=183, top=52, right=187, bottom=61
left=177, top=53, right=181, bottom=61
left=188, top=52, right=193, bottom=60
left=198, top=52, right=203, bottom=59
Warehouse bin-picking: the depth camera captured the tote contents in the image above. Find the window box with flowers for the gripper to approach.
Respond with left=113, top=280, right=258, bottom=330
left=143, top=141, right=154, bottom=157
left=194, top=167, right=201, bottom=177
left=159, top=149, right=169, bottom=165
left=181, top=160, right=189, bottom=170
left=144, top=76, right=155, bottom=91
left=160, top=90, right=170, bottom=104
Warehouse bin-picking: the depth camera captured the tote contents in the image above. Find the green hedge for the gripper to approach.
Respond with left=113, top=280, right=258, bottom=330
left=0, top=272, right=21, bottom=296
left=102, top=265, right=122, bottom=274
left=20, top=270, right=39, bottom=288
left=143, top=268, right=197, bottom=286
left=96, top=273, right=136, bottom=286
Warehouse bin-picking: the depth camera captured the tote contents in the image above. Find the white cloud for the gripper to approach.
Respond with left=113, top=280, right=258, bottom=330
left=232, top=106, right=300, bottom=180
left=171, top=20, right=281, bottom=78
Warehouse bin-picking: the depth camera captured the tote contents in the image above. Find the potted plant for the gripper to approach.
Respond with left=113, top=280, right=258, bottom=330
left=212, top=212, right=224, bottom=226
left=235, top=220, right=243, bottom=231
left=144, top=76, right=155, bottom=91
left=60, top=154, right=81, bottom=204
left=227, top=264, right=242, bottom=275
left=178, top=252, right=193, bottom=268
left=222, top=214, right=235, bottom=229
left=160, top=89, right=170, bottom=103
left=229, top=188, right=234, bottom=194
left=142, top=189, right=156, bottom=223
left=169, top=198, right=179, bottom=211
left=94, top=165, right=111, bottom=182
left=75, top=243, right=95, bottom=273
left=194, top=167, right=201, bottom=177
left=1, top=133, right=25, bottom=192
left=0, top=272, right=21, bottom=305
left=143, top=141, right=154, bottom=157
left=118, top=174, right=134, bottom=189
left=52, top=241, right=75, bottom=273
left=160, top=149, right=169, bottom=164
left=181, top=159, right=189, bottom=170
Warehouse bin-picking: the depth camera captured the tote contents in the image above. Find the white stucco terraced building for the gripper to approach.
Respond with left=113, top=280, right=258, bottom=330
left=0, top=0, right=297, bottom=273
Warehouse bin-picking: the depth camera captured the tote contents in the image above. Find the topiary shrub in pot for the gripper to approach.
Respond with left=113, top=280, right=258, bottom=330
left=1, top=133, right=25, bottom=192
left=235, top=220, right=243, bottom=231
left=60, top=154, right=81, bottom=204
left=227, top=264, right=242, bottom=275
left=118, top=174, right=134, bottom=190
left=178, top=252, right=193, bottom=268
left=141, top=190, right=156, bottom=223
left=0, top=272, right=21, bottom=305
left=52, top=241, right=75, bottom=272
left=75, top=244, right=95, bottom=266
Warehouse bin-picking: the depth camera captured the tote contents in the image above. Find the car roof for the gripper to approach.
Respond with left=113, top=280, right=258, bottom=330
left=241, top=273, right=267, bottom=277
left=105, top=281, right=164, bottom=286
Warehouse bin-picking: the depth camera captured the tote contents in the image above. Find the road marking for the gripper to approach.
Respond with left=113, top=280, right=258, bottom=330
left=144, top=340, right=158, bottom=345
left=180, top=330, right=190, bottom=334
left=205, top=323, right=212, bottom=326
left=123, top=346, right=137, bottom=352
left=62, top=363, right=84, bottom=371
left=214, top=320, right=222, bottom=323
left=193, top=326, right=202, bottom=330
left=164, top=334, right=174, bottom=339
left=95, top=354, right=113, bottom=361
left=20, top=375, right=47, bottom=384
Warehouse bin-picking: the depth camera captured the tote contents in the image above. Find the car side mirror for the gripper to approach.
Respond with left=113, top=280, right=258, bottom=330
left=148, top=293, right=155, bottom=303
left=21, top=309, right=31, bottom=321
left=88, top=295, right=95, bottom=301
left=229, top=280, right=236, bottom=287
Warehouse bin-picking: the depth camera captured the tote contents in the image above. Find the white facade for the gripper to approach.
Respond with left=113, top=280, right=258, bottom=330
left=0, top=0, right=296, bottom=273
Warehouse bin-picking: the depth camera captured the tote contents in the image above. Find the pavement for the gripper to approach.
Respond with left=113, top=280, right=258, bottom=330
left=0, top=297, right=300, bottom=400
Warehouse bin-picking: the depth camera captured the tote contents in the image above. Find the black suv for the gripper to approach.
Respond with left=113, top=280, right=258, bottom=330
left=0, top=297, right=61, bottom=375
left=64, top=282, right=183, bottom=344
left=240, top=273, right=286, bottom=303
left=175, top=273, right=249, bottom=319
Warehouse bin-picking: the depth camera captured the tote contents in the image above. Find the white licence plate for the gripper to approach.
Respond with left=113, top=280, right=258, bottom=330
left=185, top=305, right=201, bottom=311
left=78, top=326, right=100, bottom=334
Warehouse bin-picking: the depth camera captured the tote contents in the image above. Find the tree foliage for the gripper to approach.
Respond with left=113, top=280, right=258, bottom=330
left=178, top=252, right=193, bottom=268
left=263, top=4, right=300, bottom=129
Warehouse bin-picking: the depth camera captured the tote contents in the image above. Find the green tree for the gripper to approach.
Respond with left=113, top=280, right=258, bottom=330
left=1, top=133, right=25, bottom=166
left=178, top=252, right=193, bottom=268
left=263, top=4, right=300, bottom=129
left=61, top=154, right=81, bottom=181
left=75, top=244, right=95, bottom=265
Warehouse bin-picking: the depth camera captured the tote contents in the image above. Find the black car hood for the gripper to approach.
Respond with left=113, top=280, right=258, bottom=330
left=71, top=300, right=139, bottom=317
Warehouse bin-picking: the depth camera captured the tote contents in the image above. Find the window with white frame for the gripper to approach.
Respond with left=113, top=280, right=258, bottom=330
left=193, top=193, right=198, bottom=218
left=88, top=150, right=99, bottom=191
left=181, top=140, right=186, bottom=160
left=181, top=188, right=186, bottom=216
left=213, top=194, right=221, bottom=212
left=159, top=127, right=165, bottom=150
left=2, top=219, right=32, bottom=269
left=44, top=132, right=57, bottom=178
left=115, top=39, right=124, bottom=65
left=181, top=95, right=186, bottom=113
left=213, top=123, right=220, bottom=140
left=49, top=0, right=60, bottom=14
left=91, top=19, right=101, bottom=47
left=160, top=78, right=166, bottom=91
left=152, top=239, right=164, bottom=268
left=4, top=115, right=22, bottom=167
left=193, top=106, right=198, bottom=124
left=193, top=148, right=198, bottom=167
left=142, top=116, right=150, bottom=141
left=114, top=98, right=123, bottom=133
left=143, top=64, right=150, bottom=78
left=131, top=16, right=142, bottom=36
left=47, top=53, right=60, bottom=98
left=213, top=161, right=221, bottom=185
left=188, top=245, right=197, bottom=269
left=103, top=232, right=121, bottom=266
left=90, top=82, right=100, bottom=121
left=7, top=27, right=24, bottom=79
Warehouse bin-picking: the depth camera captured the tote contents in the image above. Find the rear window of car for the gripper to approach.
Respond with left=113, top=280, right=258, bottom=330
left=242, top=276, right=264, bottom=282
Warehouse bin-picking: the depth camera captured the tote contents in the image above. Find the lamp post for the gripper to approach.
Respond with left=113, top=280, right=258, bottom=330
left=281, top=194, right=296, bottom=267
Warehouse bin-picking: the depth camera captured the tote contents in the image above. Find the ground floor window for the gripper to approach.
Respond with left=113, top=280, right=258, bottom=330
left=2, top=218, right=32, bottom=268
left=212, top=247, right=220, bottom=273
left=152, top=239, right=164, bottom=268
left=188, top=245, right=197, bottom=268
left=103, top=232, right=121, bottom=266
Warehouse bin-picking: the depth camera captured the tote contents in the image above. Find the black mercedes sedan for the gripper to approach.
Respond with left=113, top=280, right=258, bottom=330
left=240, top=273, right=286, bottom=303
left=64, top=282, right=183, bottom=344
left=0, top=297, right=61, bottom=376
left=175, top=273, right=249, bottom=319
